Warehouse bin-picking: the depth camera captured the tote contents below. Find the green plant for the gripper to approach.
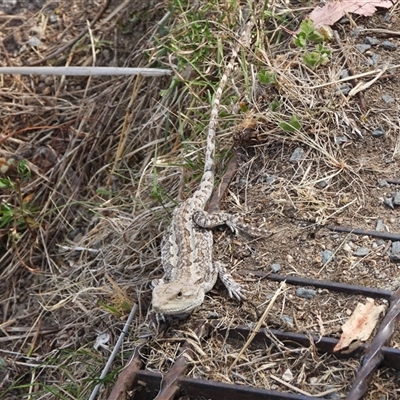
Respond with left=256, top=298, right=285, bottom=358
left=280, top=115, right=301, bottom=132
left=303, top=44, right=331, bottom=69
left=257, top=70, right=277, bottom=85
left=269, top=98, right=280, bottom=111
left=294, top=20, right=325, bottom=47
left=0, top=159, right=38, bottom=239
left=294, top=20, right=331, bottom=70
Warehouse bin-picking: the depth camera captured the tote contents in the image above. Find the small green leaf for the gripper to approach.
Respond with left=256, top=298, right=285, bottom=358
left=317, top=43, right=331, bottom=55
left=299, top=20, right=315, bottom=36
left=303, top=46, right=330, bottom=69
left=294, top=32, right=307, bottom=48
left=308, top=31, right=325, bottom=43
left=17, top=160, right=31, bottom=180
left=257, top=70, right=277, bottom=85
left=303, top=51, right=319, bottom=68
left=0, top=177, right=14, bottom=189
left=280, top=116, right=301, bottom=132
left=269, top=98, right=280, bottom=111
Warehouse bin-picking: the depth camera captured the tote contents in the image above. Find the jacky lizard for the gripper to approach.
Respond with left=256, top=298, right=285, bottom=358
left=152, top=20, right=258, bottom=317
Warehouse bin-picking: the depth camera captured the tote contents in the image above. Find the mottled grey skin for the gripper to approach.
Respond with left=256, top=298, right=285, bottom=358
left=151, top=21, right=255, bottom=316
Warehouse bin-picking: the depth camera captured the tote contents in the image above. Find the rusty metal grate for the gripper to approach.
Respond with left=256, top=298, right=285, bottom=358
left=109, top=249, right=400, bottom=400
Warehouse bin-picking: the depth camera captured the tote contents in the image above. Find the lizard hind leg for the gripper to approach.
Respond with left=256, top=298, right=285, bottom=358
left=193, top=210, right=240, bottom=235
left=193, top=210, right=268, bottom=237
left=215, top=261, right=247, bottom=301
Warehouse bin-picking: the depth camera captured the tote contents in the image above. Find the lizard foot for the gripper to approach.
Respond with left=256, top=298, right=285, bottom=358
left=216, top=262, right=247, bottom=301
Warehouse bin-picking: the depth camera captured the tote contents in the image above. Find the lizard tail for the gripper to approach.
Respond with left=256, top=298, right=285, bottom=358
left=198, top=19, right=254, bottom=201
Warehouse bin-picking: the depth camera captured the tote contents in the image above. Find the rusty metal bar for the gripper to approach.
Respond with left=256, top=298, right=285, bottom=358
left=107, top=348, right=142, bottom=400
left=132, top=370, right=162, bottom=400
left=242, top=270, right=393, bottom=300
left=325, top=224, right=400, bottom=242
left=128, top=267, right=400, bottom=399
left=346, top=286, right=400, bottom=400
left=129, top=322, right=400, bottom=400
left=154, top=321, right=210, bottom=400
left=133, top=369, right=323, bottom=400
left=131, top=325, right=400, bottom=400
left=386, top=179, right=400, bottom=185
left=217, top=325, right=400, bottom=371
left=181, top=376, right=321, bottom=400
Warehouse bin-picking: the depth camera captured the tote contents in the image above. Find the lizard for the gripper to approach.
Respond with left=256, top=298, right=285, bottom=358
left=152, top=20, right=258, bottom=317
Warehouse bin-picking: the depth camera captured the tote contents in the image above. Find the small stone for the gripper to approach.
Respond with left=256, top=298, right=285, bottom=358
left=317, top=179, right=329, bottom=189
left=376, top=219, right=385, bottom=232
left=338, top=17, right=350, bottom=24
left=296, top=287, right=316, bottom=299
left=382, top=40, right=397, bottom=51
left=290, top=147, right=305, bottom=163
left=384, top=197, right=394, bottom=209
left=281, top=315, right=294, bottom=327
left=390, top=242, right=400, bottom=262
left=49, top=14, right=58, bottom=23
left=207, top=312, right=220, bottom=319
left=384, top=63, right=397, bottom=75
left=44, top=76, right=54, bottom=85
left=365, top=36, right=380, bottom=46
left=335, top=135, right=348, bottom=145
left=343, top=243, right=352, bottom=253
left=353, top=247, right=369, bottom=257
left=383, top=12, right=392, bottom=23
left=340, top=69, right=350, bottom=79
left=282, top=368, right=293, bottom=382
left=356, top=44, right=371, bottom=53
left=378, top=180, right=389, bottom=188
left=28, top=37, right=42, bottom=47
left=393, top=192, right=400, bottom=206
left=271, top=263, right=281, bottom=273
left=287, top=254, right=294, bottom=263
left=365, top=53, right=379, bottom=66
left=382, top=94, right=394, bottom=104
left=264, top=175, right=277, bottom=184
left=350, top=26, right=365, bottom=38
left=321, top=249, right=334, bottom=264
left=336, top=83, right=352, bottom=95
left=372, top=126, right=385, bottom=138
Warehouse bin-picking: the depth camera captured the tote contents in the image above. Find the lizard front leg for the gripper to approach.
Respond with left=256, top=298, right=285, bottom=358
left=215, top=261, right=246, bottom=301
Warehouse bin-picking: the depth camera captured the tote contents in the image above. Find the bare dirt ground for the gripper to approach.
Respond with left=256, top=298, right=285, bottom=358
left=1, top=0, right=400, bottom=399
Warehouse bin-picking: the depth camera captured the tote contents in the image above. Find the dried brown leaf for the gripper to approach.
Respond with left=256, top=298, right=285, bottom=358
left=309, top=0, right=396, bottom=27
left=333, top=298, right=385, bottom=352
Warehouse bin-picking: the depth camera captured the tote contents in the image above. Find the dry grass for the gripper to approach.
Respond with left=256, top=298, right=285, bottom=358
left=1, top=0, right=400, bottom=398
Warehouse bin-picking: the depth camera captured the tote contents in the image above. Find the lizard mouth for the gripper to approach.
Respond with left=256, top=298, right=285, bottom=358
left=153, top=307, right=196, bottom=317
left=152, top=299, right=199, bottom=315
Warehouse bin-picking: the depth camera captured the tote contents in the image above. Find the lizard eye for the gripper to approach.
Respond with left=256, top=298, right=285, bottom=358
left=177, top=291, right=183, bottom=299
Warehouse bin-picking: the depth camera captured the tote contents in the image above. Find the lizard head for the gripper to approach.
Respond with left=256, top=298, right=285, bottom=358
left=152, top=282, right=205, bottom=316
